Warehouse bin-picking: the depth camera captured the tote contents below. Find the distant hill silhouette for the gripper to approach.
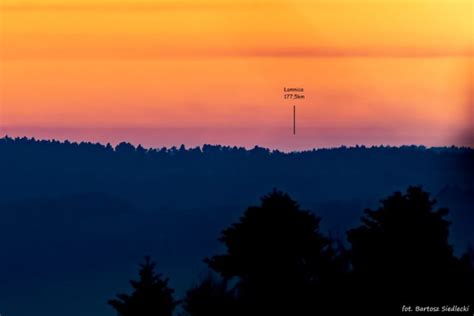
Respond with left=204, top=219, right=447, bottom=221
left=0, top=136, right=472, bottom=316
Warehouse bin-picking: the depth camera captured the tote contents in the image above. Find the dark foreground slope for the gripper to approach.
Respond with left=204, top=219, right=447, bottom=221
left=0, top=137, right=473, bottom=316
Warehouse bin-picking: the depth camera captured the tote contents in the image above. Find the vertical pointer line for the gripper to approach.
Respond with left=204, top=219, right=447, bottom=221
left=293, top=105, right=296, bottom=135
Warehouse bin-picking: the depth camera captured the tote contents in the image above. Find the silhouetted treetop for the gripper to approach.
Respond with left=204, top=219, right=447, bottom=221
left=348, top=187, right=452, bottom=275
left=108, top=256, right=178, bottom=316
left=182, top=275, right=239, bottom=316
left=205, top=189, right=344, bottom=315
left=207, top=190, right=334, bottom=280
left=347, top=186, right=474, bottom=308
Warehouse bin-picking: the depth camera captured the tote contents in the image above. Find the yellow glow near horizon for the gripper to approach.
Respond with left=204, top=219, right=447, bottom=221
left=0, top=0, right=472, bottom=149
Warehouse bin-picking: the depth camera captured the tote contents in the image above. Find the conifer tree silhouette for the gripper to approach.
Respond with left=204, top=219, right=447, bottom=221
left=347, top=186, right=474, bottom=315
left=108, top=256, right=178, bottom=316
left=206, top=189, right=343, bottom=315
left=182, top=275, right=239, bottom=316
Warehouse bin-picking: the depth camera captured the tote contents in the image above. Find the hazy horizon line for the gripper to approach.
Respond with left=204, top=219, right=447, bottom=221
left=2, top=135, right=472, bottom=154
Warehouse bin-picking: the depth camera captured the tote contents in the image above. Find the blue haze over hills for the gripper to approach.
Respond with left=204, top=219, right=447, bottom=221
left=0, top=136, right=473, bottom=316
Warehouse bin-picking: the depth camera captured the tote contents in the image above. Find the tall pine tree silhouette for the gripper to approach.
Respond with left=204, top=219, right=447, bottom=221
left=108, top=256, right=178, bottom=316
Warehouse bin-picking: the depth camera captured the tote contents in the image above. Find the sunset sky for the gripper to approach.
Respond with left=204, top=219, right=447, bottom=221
left=0, top=0, right=472, bottom=150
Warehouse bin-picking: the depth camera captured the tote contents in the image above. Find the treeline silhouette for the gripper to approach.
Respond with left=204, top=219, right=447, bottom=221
left=2, top=136, right=472, bottom=162
left=1, top=135, right=472, bottom=211
left=109, top=187, right=474, bottom=316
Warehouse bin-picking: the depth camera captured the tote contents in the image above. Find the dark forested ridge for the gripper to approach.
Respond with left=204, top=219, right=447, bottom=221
left=1, top=136, right=473, bottom=205
left=0, top=136, right=473, bottom=316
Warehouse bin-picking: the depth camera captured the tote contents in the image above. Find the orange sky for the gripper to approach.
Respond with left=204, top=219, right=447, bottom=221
left=0, top=0, right=472, bottom=150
